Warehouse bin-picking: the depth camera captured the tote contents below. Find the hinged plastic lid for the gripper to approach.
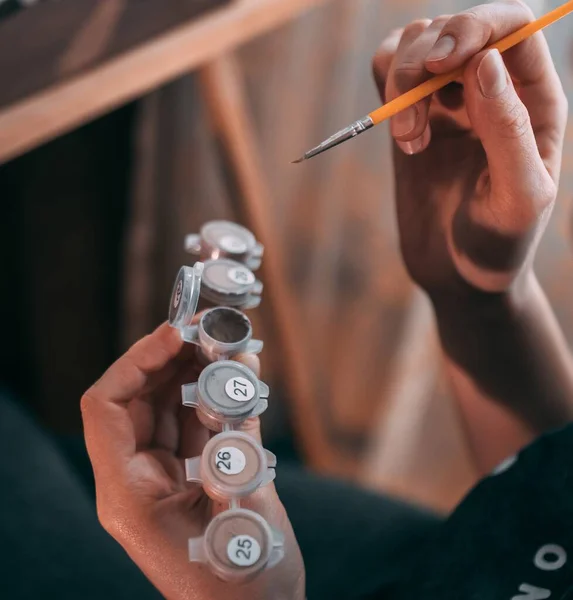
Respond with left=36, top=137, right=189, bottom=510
left=202, top=259, right=257, bottom=296
left=200, top=430, right=274, bottom=499
left=204, top=508, right=273, bottom=580
left=188, top=508, right=283, bottom=581
left=168, top=264, right=204, bottom=331
left=198, top=361, right=261, bottom=417
left=201, top=221, right=256, bottom=256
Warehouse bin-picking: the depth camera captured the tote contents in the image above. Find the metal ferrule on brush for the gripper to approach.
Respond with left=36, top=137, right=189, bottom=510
left=294, top=115, right=374, bottom=162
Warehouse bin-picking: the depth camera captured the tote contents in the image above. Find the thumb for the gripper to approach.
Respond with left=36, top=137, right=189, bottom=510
left=463, top=48, right=554, bottom=231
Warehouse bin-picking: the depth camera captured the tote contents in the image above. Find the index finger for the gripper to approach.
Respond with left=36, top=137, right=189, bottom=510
left=425, top=2, right=538, bottom=79
left=424, top=1, right=567, bottom=172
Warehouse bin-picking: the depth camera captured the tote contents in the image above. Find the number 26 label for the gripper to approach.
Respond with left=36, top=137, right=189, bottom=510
left=214, top=446, right=246, bottom=476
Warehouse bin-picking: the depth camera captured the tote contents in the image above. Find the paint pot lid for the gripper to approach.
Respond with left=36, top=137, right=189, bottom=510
left=201, top=221, right=256, bottom=256
left=168, top=264, right=203, bottom=331
left=198, top=361, right=260, bottom=417
left=202, top=259, right=256, bottom=297
left=204, top=508, right=272, bottom=576
left=202, top=431, right=267, bottom=498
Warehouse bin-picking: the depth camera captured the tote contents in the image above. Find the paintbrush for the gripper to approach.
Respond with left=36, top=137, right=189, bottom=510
left=292, top=0, right=573, bottom=163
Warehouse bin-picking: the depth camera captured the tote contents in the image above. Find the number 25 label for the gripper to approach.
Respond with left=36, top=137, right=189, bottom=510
left=227, top=534, right=261, bottom=567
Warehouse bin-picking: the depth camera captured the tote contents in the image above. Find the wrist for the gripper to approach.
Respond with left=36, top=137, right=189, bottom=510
left=430, top=268, right=537, bottom=328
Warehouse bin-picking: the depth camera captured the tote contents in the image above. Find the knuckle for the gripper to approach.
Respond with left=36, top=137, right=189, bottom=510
left=374, top=28, right=402, bottom=54
left=493, top=101, right=531, bottom=140
left=537, top=176, right=557, bottom=209
left=242, top=416, right=261, bottom=430
left=512, top=180, right=556, bottom=230
left=432, top=14, right=452, bottom=25
left=97, top=501, right=135, bottom=541
left=444, top=10, right=481, bottom=34
left=428, top=14, right=452, bottom=30
left=546, top=97, right=569, bottom=144
left=556, top=87, right=569, bottom=123
left=394, top=62, right=426, bottom=92
left=498, top=175, right=555, bottom=233
left=541, top=73, right=568, bottom=129
left=372, top=55, right=389, bottom=95
left=96, top=503, right=118, bottom=535
left=401, top=19, right=431, bottom=40
left=80, top=391, right=97, bottom=417
left=438, top=9, right=492, bottom=45
left=460, top=9, right=481, bottom=22
left=110, top=357, right=139, bottom=392
left=240, top=416, right=262, bottom=438
left=506, top=0, right=535, bottom=22
left=372, top=49, right=391, bottom=78
left=404, top=19, right=431, bottom=33
left=372, top=30, right=402, bottom=82
left=561, top=90, right=569, bottom=115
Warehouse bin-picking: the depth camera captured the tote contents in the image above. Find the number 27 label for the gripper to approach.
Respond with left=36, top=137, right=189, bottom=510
left=225, top=376, right=255, bottom=402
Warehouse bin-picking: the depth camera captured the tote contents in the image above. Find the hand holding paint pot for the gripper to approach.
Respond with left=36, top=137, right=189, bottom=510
left=80, top=321, right=304, bottom=600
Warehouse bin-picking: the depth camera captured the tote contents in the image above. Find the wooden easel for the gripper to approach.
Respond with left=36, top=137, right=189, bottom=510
left=0, top=0, right=340, bottom=470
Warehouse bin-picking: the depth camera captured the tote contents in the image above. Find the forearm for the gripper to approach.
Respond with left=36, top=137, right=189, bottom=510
left=432, top=272, right=573, bottom=473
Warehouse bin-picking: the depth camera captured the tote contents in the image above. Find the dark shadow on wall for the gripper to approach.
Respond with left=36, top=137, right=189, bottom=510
left=0, top=104, right=136, bottom=433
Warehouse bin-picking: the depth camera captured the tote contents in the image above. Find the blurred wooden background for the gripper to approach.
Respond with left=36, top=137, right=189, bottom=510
left=1, top=0, right=572, bottom=513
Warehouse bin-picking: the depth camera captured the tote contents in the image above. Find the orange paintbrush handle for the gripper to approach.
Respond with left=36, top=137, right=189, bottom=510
left=293, top=0, right=573, bottom=163
left=368, top=0, right=573, bottom=126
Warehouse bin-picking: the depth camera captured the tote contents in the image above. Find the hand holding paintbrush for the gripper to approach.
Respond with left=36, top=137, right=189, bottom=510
left=366, top=0, right=569, bottom=295
left=364, top=1, right=573, bottom=481
left=293, top=0, right=573, bottom=162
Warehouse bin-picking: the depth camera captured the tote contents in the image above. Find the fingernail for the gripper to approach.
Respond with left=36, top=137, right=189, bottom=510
left=392, top=106, right=418, bottom=137
left=398, top=125, right=431, bottom=155
left=477, top=49, right=507, bottom=98
left=426, top=35, right=456, bottom=62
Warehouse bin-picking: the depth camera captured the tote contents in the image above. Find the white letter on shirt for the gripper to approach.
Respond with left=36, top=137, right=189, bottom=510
left=511, top=583, right=551, bottom=599
left=534, top=545, right=567, bottom=572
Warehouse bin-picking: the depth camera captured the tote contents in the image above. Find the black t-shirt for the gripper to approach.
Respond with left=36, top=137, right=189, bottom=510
left=364, top=423, right=573, bottom=599
left=0, top=0, right=42, bottom=20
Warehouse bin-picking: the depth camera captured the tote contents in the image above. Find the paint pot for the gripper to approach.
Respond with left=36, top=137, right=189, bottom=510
left=185, top=220, right=263, bottom=271
left=197, top=259, right=262, bottom=311
left=180, top=306, right=263, bottom=363
left=181, top=360, right=269, bottom=431
left=185, top=430, right=276, bottom=501
left=188, top=508, right=284, bottom=582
